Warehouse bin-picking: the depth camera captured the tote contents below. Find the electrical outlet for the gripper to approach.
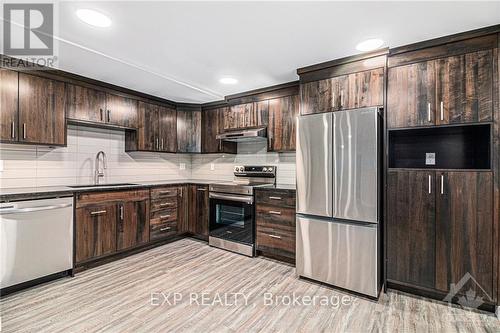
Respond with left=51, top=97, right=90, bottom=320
left=210, top=163, right=215, bottom=171
left=425, top=153, right=436, bottom=165
left=179, top=163, right=186, bottom=170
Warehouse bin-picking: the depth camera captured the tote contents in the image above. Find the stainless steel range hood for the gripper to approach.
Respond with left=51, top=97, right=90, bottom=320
left=216, top=127, right=267, bottom=142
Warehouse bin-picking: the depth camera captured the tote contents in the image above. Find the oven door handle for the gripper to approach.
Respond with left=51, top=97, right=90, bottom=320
left=209, top=192, right=254, bottom=204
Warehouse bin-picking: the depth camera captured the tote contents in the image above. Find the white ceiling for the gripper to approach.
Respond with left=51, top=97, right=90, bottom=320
left=7, top=2, right=500, bottom=103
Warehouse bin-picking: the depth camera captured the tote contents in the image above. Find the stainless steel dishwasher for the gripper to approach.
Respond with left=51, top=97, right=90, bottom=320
left=0, top=197, right=73, bottom=291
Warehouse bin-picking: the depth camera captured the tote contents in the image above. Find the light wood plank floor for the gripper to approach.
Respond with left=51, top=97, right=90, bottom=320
left=1, top=238, right=499, bottom=332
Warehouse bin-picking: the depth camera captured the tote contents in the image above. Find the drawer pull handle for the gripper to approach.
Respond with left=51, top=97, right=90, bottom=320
left=160, top=203, right=173, bottom=207
left=159, top=191, right=171, bottom=195
left=197, top=188, right=207, bottom=191
left=90, top=210, right=107, bottom=215
left=160, top=226, right=171, bottom=231
left=160, top=215, right=171, bottom=219
left=269, top=234, right=281, bottom=239
left=269, top=196, right=282, bottom=200
left=269, top=210, right=281, bottom=215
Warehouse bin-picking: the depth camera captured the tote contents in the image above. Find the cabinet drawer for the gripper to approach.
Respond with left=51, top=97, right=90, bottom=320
left=150, top=221, right=177, bottom=241
left=255, top=190, right=296, bottom=208
left=256, top=225, right=295, bottom=258
left=256, top=205, right=295, bottom=228
left=151, top=187, right=178, bottom=200
left=151, top=197, right=178, bottom=211
left=76, top=189, right=149, bottom=208
left=150, top=208, right=177, bottom=225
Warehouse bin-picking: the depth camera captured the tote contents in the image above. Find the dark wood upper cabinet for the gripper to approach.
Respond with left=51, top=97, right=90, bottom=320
left=105, top=93, right=138, bottom=128
left=65, top=83, right=106, bottom=123
left=300, top=68, right=384, bottom=115
left=201, top=107, right=237, bottom=154
left=75, top=203, right=118, bottom=264
left=18, top=73, right=66, bottom=146
left=158, top=105, right=177, bottom=153
left=435, top=50, right=493, bottom=125
left=177, top=109, right=201, bottom=153
left=387, top=61, right=437, bottom=128
left=135, top=101, right=159, bottom=151
left=267, top=95, right=299, bottom=152
left=388, top=50, right=494, bottom=128
left=386, top=170, right=436, bottom=289
left=435, top=171, right=493, bottom=298
left=224, top=102, right=266, bottom=130
left=117, top=199, right=150, bottom=251
left=0, top=69, right=18, bottom=142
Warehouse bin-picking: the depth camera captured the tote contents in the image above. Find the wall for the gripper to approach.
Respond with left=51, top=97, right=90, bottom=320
left=0, top=127, right=295, bottom=189
left=0, top=125, right=191, bottom=189
left=191, top=142, right=296, bottom=185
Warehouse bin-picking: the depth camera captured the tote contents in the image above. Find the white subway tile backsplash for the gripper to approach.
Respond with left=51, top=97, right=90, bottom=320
left=0, top=125, right=295, bottom=188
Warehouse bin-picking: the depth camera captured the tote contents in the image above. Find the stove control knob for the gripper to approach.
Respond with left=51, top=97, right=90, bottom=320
left=263, top=167, right=267, bottom=172
left=267, top=167, right=273, bottom=172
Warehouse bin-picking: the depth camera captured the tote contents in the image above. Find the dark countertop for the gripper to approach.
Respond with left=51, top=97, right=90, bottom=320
left=0, top=180, right=296, bottom=202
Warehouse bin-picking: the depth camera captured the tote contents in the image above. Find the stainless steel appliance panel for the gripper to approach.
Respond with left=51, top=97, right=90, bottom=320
left=334, top=108, right=378, bottom=223
left=0, top=197, right=73, bottom=289
left=296, top=215, right=378, bottom=297
left=296, top=113, right=333, bottom=217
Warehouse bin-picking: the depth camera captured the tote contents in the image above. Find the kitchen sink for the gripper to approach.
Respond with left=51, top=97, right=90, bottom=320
left=67, top=183, right=138, bottom=188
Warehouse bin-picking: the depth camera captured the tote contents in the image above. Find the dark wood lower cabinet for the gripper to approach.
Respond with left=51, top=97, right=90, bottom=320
left=188, top=184, right=209, bottom=239
left=435, top=171, right=493, bottom=299
left=117, top=199, right=150, bottom=250
left=255, top=189, right=296, bottom=262
left=75, top=190, right=149, bottom=265
left=75, top=204, right=118, bottom=263
left=386, top=170, right=495, bottom=303
left=387, top=170, right=436, bottom=289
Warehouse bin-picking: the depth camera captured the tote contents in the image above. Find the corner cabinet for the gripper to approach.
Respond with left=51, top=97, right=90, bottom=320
left=177, top=108, right=202, bottom=153
left=386, top=170, right=494, bottom=301
left=387, top=49, right=494, bottom=128
left=126, top=101, right=177, bottom=152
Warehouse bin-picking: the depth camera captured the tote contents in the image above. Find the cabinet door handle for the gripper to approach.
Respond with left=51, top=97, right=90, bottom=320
left=90, top=210, right=107, bottom=215
left=100, top=109, right=103, bottom=121
left=440, top=101, right=444, bottom=121
left=160, top=226, right=172, bottom=231
left=269, top=210, right=281, bottom=215
left=440, top=175, right=444, bottom=194
left=428, top=175, right=432, bottom=194
left=161, top=138, right=164, bottom=150
left=269, top=234, right=281, bottom=239
left=269, top=196, right=282, bottom=200
left=11, top=121, right=15, bottom=138
left=119, top=205, right=124, bottom=220
left=23, top=123, right=26, bottom=139
left=340, top=90, right=344, bottom=108
left=107, top=110, right=111, bottom=122
left=160, top=214, right=171, bottom=219
left=427, top=103, right=431, bottom=122
left=156, top=138, right=159, bottom=150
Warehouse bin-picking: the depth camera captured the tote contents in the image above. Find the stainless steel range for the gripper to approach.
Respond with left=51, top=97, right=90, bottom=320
left=209, top=165, right=276, bottom=257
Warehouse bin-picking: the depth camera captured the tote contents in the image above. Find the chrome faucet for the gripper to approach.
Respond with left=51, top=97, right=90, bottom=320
left=94, top=151, right=107, bottom=185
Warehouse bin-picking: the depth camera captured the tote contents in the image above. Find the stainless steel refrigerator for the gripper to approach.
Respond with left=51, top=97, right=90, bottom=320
left=296, top=107, right=381, bottom=298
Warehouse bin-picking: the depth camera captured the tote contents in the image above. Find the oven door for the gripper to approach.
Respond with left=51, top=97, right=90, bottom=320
left=209, top=192, right=254, bottom=245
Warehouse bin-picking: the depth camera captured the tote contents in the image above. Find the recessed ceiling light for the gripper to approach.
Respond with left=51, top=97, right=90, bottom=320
left=219, top=77, right=238, bottom=85
left=76, top=9, right=112, bottom=28
left=356, top=38, right=384, bottom=52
